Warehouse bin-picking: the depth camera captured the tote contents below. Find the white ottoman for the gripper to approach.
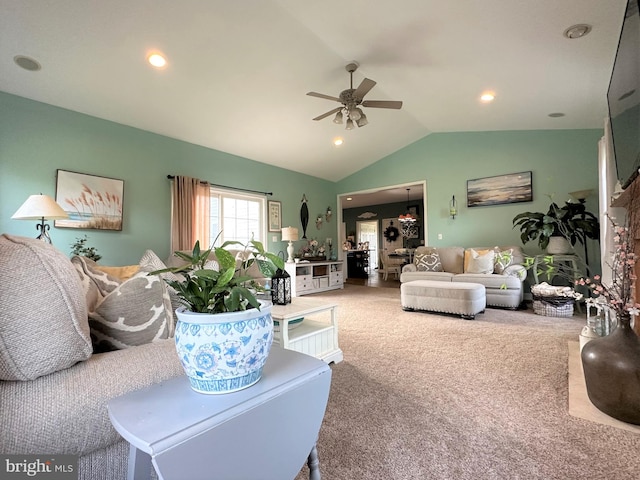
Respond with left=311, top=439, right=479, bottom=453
left=401, top=280, right=486, bottom=320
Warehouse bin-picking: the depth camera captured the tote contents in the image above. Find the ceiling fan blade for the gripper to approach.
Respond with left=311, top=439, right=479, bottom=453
left=312, top=106, right=343, bottom=121
left=361, top=100, right=403, bottom=109
left=307, top=91, right=341, bottom=102
left=353, top=78, right=376, bottom=101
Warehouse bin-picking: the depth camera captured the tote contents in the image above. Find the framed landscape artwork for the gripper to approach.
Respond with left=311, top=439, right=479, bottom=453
left=268, top=200, right=282, bottom=232
left=54, top=170, right=124, bottom=230
left=467, top=171, right=533, bottom=207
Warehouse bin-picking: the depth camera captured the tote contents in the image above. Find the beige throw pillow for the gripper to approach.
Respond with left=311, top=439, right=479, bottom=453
left=465, top=248, right=495, bottom=274
left=0, top=235, right=92, bottom=381
left=93, top=264, right=140, bottom=281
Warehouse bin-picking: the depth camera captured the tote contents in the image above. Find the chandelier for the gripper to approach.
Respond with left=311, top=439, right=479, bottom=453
left=398, top=188, right=417, bottom=224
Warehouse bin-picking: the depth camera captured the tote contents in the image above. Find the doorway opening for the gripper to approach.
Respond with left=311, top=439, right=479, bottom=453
left=356, top=220, right=378, bottom=271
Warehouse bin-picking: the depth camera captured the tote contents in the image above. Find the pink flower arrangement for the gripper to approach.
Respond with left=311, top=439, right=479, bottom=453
left=576, top=218, right=639, bottom=318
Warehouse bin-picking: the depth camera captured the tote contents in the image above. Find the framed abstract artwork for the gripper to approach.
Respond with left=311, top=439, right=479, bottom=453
left=54, top=169, right=124, bottom=230
left=467, top=171, right=533, bottom=207
left=268, top=200, right=282, bottom=232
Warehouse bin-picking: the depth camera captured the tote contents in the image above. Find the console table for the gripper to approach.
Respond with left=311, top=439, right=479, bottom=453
left=108, top=346, right=331, bottom=480
left=285, top=260, right=344, bottom=296
left=531, top=254, right=581, bottom=285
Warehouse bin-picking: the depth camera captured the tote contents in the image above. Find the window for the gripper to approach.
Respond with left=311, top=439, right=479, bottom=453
left=209, top=188, right=265, bottom=246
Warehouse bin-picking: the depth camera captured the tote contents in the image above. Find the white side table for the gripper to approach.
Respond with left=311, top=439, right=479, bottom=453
left=532, top=254, right=581, bottom=284
left=271, top=297, right=343, bottom=364
left=108, top=346, right=331, bottom=480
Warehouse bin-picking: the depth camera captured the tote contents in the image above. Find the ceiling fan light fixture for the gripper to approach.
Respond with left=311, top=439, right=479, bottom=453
left=307, top=61, right=402, bottom=128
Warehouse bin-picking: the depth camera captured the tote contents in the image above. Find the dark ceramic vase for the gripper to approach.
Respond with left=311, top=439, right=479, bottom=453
left=581, top=314, right=640, bottom=425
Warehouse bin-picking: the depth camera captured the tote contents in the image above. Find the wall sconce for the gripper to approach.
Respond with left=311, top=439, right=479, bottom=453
left=316, top=215, right=323, bottom=229
left=449, top=195, right=457, bottom=219
left=325, top=206, right=332, bottom=222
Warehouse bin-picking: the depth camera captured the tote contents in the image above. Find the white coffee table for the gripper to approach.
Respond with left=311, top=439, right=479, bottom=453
left=108, top=346, right=331, bottom=480
left=271, top=297, right=343, bottom=364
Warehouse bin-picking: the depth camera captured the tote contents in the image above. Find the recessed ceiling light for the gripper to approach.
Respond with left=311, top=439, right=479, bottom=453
left=333, top=138, right=343, bottom=146
left=548, top=112, right=565, bottom=118
left=346, top=197, right=353, bottom=201
left=147, top=53, right=167, bottom=68
left=563, top=24, right=592, bottom=39
left=14, top=55, right=41, bottom=71
left=480, top=92, right=495, bottom=103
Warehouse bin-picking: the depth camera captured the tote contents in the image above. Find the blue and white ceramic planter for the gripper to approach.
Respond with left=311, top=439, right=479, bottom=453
left=174, top=301, right=273, bottom=394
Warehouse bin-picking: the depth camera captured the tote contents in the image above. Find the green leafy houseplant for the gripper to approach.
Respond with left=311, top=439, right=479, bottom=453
left=70, top=235, right=102, bottom=262
left=512, top=200, right=600, bottom=250
left=151, top=239, right=284, bottom=313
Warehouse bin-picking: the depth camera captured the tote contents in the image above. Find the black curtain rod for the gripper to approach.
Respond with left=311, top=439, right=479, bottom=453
left=167, top=175, right=273, bottom=196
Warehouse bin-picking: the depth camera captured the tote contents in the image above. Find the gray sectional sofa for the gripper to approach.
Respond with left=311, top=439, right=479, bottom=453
left=400, top=245, right=527, bottom=309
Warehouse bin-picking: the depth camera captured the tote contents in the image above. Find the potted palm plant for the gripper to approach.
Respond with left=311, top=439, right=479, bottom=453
left=151, top=239, right=284, bottom=394
left=512, top=199, right=600, bottom=253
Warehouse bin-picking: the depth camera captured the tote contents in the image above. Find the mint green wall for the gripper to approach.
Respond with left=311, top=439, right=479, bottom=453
left=0, top=92, right=336, bottom=265
left=336, top=130, right=603, bottom=264
left=1, top=91, right=603, bottom=269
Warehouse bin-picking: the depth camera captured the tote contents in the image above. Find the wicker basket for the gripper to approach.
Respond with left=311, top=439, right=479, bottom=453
left=532, top=294, right=574, bottom=317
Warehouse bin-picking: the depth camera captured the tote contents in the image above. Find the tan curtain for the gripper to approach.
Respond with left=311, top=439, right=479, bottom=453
left=170, top=176, right=210, bottom=252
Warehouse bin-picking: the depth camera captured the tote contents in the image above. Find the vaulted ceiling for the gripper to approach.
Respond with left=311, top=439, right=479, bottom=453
left=0, top=0, right=626, bottom=182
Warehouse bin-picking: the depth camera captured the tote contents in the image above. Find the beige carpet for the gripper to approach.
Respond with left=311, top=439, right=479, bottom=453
left=293, top=285, right=640, bottom=480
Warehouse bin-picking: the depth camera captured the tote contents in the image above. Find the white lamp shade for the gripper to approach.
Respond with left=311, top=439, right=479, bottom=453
left=281, top=227, right=299, bottom=242
left=12, top=194, right=69, bottom=220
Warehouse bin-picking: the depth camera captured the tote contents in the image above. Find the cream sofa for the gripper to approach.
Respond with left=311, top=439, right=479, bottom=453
left=400, top=245, right=527, bottom=309
left=0, top=235, right=185, bottom=480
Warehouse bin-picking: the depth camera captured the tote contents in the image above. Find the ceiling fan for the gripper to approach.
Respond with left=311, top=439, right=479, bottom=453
left=307, top=62, right=403, bottom=129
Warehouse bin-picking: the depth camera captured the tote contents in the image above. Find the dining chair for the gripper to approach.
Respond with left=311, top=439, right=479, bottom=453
left=383, top=252, right=402, bottom=281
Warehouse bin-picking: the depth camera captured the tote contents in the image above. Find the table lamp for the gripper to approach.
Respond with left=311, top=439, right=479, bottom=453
left=11, top=194, right=69, bottom=244
left=281, top=226, right=299, bottom=263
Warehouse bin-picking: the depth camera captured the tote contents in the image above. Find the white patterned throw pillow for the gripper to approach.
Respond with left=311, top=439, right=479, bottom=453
left=493, top=248, right=514, bottom=274
left=466, top=248, right=495, bottom=274
left=414, top=252, right=443, bottom=272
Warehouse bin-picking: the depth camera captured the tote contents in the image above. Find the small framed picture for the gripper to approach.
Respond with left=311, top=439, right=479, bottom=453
left=268, top=200, right=282, bottom=232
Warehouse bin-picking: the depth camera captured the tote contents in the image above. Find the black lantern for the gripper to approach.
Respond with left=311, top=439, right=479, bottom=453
left=271, top=266, right=291, bottom=305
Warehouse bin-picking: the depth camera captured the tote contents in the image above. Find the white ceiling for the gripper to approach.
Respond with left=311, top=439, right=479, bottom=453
left=0, top=0, right=626, bottom=183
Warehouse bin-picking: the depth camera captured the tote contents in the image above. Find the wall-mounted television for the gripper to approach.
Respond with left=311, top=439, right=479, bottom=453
left=607, top=0, right=640, bottom=189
